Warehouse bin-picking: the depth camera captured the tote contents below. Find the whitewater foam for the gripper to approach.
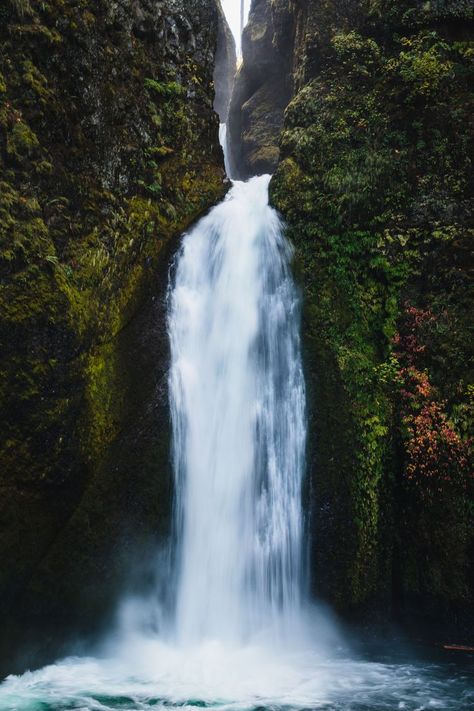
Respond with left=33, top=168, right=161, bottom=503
left=168, top=175, right=306, bottom=646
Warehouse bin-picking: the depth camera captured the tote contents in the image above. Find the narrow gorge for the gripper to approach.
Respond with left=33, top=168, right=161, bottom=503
left=0, top=0, right=473, bottom=709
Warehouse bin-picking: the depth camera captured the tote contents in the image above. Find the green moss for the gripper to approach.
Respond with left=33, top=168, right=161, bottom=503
left=144, top=78, right=186, bottom=97
left=21, top=59, right=52, bottom=104
left=7, top=121, right=40, bottom=158
left=271, top=18, right=474, bottom=612
left=0, top=0, right=226, bottom=638
left=83, top=342, right=124, bottom=464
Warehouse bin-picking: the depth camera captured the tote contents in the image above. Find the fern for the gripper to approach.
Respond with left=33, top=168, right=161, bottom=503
left=9, top=0, right=33, bottom=18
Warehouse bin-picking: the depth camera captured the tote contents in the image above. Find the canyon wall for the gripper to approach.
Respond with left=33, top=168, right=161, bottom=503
left=0, top=0, right=233, bottom=667
left=231, top=0, right=474, bottom=636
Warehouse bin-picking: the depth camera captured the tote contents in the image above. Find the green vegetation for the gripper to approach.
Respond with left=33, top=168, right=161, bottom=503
left=8, top=0, right=33, bottom=18
left=0, top=0, right=225, bottom=638
left=271, top=15, right=474, bottom=615
left=144, top=78, right=186, bottom=97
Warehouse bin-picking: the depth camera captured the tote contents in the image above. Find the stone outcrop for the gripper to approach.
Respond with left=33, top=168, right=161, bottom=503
left=227, top=0, right=295, bottom=178
left=0, top=0, right=230, bottom=670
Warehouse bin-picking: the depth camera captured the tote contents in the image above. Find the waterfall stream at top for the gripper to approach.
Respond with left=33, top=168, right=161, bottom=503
left=168, top=169, right=306, bottom=646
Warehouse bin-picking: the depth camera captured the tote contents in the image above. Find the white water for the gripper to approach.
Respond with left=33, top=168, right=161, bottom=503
left=168, top=173, right=306, bottom=646
left=219, top=123, right=233, bottom=177
left=2, top=641, right=473, bottom=710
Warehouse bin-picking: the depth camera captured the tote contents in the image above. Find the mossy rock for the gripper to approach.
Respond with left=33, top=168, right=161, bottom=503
left=0, top=0, right=227, bottom=670
left=267, top=2, right=474, bottom=627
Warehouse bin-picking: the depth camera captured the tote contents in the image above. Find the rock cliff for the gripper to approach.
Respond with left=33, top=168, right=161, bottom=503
left=214, top=2, right=237, bottom=121
left=232, top=0, right=474, bottom=636
left=0, top=0, right=231, bottom=668
left=228, top=0, right=294, bottom=177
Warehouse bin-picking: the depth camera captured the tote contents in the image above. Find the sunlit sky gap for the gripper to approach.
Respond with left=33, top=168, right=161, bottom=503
left=221, top=0, right=250, bottom=55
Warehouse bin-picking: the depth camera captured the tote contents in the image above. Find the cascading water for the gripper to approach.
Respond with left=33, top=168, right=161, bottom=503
left=168, top=173, right=306, bottom=645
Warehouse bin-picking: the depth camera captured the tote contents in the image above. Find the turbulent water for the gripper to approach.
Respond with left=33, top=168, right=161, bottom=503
left=1, top=643, right=473, bottom=710
left=168, top=174, right=306, bottom=645
left=1, top=171, right=473, bottom=711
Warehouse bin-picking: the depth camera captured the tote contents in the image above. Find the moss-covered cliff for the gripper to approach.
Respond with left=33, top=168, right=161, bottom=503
left=0, top=0, right=229, bottom=665
left=233, top=0, right=474, bottom=635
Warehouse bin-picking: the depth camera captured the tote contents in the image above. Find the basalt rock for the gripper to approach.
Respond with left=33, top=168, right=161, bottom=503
left=227, top=0, right=294, bottom=178
left=0, top=0, right=230, bottom=671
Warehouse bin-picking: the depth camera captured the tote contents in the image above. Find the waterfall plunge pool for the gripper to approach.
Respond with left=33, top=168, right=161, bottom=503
left=1, top=637, right=473, bottom=710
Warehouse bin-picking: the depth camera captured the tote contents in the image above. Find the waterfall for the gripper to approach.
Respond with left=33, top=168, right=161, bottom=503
left=167, top=173, right=306, bottom=645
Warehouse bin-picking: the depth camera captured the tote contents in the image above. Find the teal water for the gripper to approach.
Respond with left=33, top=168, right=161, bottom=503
left=1, top=640, right=472, bottom=711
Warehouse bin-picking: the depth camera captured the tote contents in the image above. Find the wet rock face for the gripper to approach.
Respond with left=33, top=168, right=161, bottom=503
left=232, top=0, right=474, bottom=635
left=227, top=0, right=295, bottom=178
left=0, top=0, right=230, bottom=670
left=228, top=0, right=474, bottom=178
left=214, top=3, right=237, bottom=122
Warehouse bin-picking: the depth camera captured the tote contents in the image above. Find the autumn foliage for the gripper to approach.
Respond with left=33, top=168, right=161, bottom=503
left=392, top=305, right=473, bottom=599
left=394, top=306, right=472, bottom=498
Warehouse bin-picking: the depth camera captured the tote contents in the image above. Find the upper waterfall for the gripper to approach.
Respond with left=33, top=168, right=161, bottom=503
left=168, top=174, right=306, bottom=645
